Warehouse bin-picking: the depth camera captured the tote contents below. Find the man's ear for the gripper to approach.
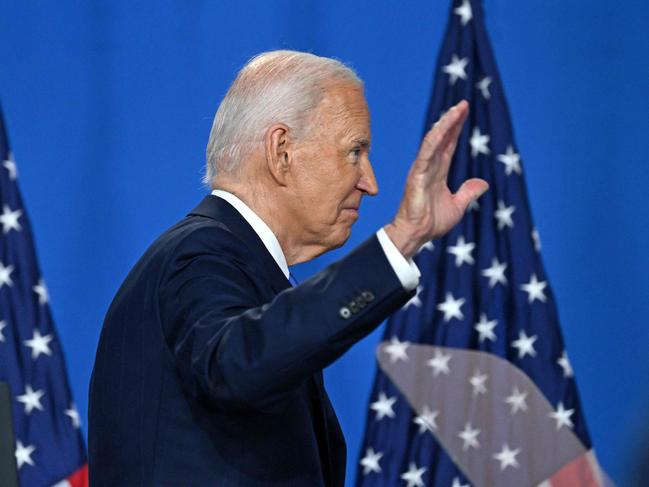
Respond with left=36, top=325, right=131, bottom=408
left=264, top=123, right=291, bottom=186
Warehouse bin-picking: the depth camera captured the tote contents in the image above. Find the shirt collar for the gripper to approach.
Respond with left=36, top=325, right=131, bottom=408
left=211, top=189, right=290, bottom=279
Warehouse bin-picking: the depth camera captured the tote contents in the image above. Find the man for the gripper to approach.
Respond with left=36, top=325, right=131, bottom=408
left=89, top=50, right=487, bottom=486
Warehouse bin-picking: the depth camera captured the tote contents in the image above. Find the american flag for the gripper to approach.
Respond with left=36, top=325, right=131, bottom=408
left=0, top=105, right=87, bottom=486
left=356, top=1, right=611, bottom=486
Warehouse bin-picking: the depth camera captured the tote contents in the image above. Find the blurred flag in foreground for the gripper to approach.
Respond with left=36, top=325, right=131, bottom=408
left=0, top=105, right=88, bottom=486
left=356, top=1, right=613, bottom=486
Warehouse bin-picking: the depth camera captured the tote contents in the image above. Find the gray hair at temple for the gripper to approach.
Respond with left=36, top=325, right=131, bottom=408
left=204, top=50, right=363, bottom=186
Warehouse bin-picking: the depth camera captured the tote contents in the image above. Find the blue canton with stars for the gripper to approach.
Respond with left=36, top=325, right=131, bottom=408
left=0, top=105, right=87, bottom=486
left=356, top=1, right=592, bottom=486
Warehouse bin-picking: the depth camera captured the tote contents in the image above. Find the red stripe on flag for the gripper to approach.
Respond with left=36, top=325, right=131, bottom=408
left=549, top=453, right=599, bottom=487
left=66, top=464, right=88, bottom=487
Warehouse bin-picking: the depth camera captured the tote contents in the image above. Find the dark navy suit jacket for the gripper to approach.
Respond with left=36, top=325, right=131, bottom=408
left=89, top=195, right=413, bottom=486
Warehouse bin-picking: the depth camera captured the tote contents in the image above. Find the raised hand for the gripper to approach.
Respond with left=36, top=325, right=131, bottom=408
left=384, top=100, right=489, bottom=259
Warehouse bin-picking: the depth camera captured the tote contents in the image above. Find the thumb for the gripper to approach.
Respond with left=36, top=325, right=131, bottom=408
left=453, top=178, right=489, bottom=213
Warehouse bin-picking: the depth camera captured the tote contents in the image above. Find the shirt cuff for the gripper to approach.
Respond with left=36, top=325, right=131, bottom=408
left=376, top=228, right=421, bottom=291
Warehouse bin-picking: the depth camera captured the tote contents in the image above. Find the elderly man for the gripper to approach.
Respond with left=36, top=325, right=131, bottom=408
left=88, top=50, right=487, bottom=486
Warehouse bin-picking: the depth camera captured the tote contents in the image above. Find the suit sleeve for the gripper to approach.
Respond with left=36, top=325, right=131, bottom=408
left=159, top=230, right=414, bottom=412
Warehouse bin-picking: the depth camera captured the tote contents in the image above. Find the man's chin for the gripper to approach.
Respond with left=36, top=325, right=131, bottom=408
left=330, top=225, right=353, bottom=250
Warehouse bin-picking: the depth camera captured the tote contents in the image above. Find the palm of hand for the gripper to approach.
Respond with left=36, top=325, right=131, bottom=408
left=386, top=101, right=489, bottom=258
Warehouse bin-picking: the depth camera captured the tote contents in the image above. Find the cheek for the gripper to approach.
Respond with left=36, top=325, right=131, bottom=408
left=294, top=156, right=358, bottom=221
left=293, top=170, right=320, bottom=204
left=300, top=169, right=341, bottom=205
left=293, top=181, right=337, bottom=226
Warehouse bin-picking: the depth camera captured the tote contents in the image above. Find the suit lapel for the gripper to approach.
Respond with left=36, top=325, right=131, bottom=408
left=188, top=195, right=291, bottom=295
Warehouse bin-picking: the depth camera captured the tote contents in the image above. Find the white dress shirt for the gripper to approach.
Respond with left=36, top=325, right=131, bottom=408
left=212, top=190, right=420, bottom=291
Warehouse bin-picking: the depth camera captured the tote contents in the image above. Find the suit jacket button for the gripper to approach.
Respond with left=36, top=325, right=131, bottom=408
left=349, top=302, right=359, bottom=314
left=339, top=307, right=351, bottom=319
left=356, top=296, right=367, bottom=308
left=361, top=291, right=375, bottom=302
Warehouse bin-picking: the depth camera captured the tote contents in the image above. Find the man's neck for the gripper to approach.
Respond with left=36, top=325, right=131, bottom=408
left=211, top=188, right=290, bottom=278
left=213, top=180, right=325, bottom=266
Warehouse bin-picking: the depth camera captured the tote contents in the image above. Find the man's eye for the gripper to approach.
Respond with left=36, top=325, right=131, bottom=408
left=350, top=149, right=362, bottom=162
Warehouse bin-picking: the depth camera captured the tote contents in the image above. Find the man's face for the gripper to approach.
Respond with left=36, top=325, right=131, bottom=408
left=287, top=82, right=378, bottom=253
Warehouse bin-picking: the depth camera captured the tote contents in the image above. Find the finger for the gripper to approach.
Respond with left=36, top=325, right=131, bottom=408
left=434, top=102, right=469, bottom=177
left=452, top=177, right=489, bottom=213
left=416, top=101, right=467, bottom=161
left=414, top=101, right=468, bottom=183
left=415, top=100, right=469, bottom=165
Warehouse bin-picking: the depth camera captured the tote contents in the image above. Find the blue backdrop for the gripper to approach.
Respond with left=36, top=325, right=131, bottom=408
left=1, top=1, right=647, bottom=485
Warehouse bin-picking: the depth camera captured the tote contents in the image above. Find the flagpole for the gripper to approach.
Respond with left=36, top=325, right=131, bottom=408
left=0, top=382, right=19, bottom=487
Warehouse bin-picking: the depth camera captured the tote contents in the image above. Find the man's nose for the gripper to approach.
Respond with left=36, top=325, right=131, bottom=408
left=357, top=158, right=379, bottom=196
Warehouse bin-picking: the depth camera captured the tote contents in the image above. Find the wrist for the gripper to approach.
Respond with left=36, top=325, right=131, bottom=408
left=383, top=223, right=422, bottom=260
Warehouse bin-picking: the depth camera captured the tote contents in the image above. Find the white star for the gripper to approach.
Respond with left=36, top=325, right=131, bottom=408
left=384, top=336, right=410, bottom=363
left=0, top=204, right=22, bottom=234
left=0, top=261, right=14, bottom=288
left=451, top=478, right=470, bottom=487
left=15, top=440, right=35, bottom=469
left=32, top=278, right=50, bottom=305
left=16, top=385, right=44, bottom=415
left=413, top=406, right=439, bottom=434
left=493, top=444, right=520, bottom=471
left=469, top=127, right=490, bottom=158
left=481, top=258, right=508, bottom=288
left=532, top=227, right=541, bottom=251
left=360, top=447, right=383, bottom=475
left=497, top=145, right=522, bottom=175
left=469, top=370, right=488, bottom=396
left=494, top=200, right=515, bottom=230
left=549, top=401, right=575, bottom=430
left=476, top=76, right=492, bottom=99
left=23, top=329, right=54, bottom=360
left=557, top=351, right=574, bottom=378
left=401, top=462, right=426, bottom=487
left=468, top=198, right=480, bottom=211
left=0, top=320, right=6, bottom=342
left=458, top=422, right=480, bottom=451
left=65, top=403, right=81, bottom=428
left=418, top=241, right=435, bottom=253
left=505, top=386, right=528, bottom=415
left=370, top=392, right=397, bottom=421
left=403, top=285, right=423, bottom=310
left=443, top=54, right=469, bottom=85
left=447, top=235, right=475, bottom=267
left=3, top=153, right=18, bottom=180
left=453, top=0, right=473, bottom=26
left=511, top=330, right=538, bottom=359
left=427, top=349, right=452, bottom=376
left=474, top=313, right=498, bottom=342
left=436, top=292, right=465, bottom=323
left=520, top=273, right=547, bottom=303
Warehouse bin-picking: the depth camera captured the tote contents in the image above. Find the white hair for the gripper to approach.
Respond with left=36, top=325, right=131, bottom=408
left=204, top=50, right=363, bottom=186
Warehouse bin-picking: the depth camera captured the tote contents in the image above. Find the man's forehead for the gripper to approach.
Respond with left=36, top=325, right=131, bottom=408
left=318, top=83, right=370, bottom=133
left=319, top=82, right=367, bottom=111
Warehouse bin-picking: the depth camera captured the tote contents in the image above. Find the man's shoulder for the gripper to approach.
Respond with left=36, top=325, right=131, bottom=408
left=117, top=197, right=249, bottom=281
left=114, top=195, right=283, bottom=300
left=105, top=208, right=255, bottom=311
left=153, top=211, right=249, bottom=263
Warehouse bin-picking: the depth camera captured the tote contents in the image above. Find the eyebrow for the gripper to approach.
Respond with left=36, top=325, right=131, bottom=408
left=351, top=137, right=371, bottom=148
